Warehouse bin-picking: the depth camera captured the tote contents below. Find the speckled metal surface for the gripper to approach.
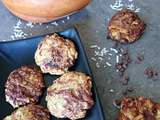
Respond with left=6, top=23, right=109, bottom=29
left=1, top=0, right=160, bottom=119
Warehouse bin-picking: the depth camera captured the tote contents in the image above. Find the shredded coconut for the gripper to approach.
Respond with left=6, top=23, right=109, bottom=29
left=91, top=57, right=96, bottom=61
left=62, top=20, right=65, bottom=23
left=96, top=62, right=100, bottom=68
left=98, top=57, right=103, bottom=61
left=110, top=0, right=123, bottom=11
left=116, top=55, right=119, bottom=63
left=51, top=21, right=59, bottom=26
left=90, top=44, right=123, bottom=68
left=26, top=22, right=35, bottom=28
left=10, top=19, right=28, bottom=40
left=108, top=53, right=113, bottom=56
left=110, top=48, right=118, bottom=54
left=10, top=15, right=71, bottom=40
left=110, top=0, right=140, bottom=12
left=67, top=16, right=70, bottom=20
left=127, top=3, right=140, bottom=12
left=109, top=89, right=115, bottom=93
left=90, top=45, right=101, bottom=49
left=106, top=62, right=112, bottom=67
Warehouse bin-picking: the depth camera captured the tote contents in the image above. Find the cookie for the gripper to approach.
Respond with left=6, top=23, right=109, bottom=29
left=118, top=97, right=160, bottom=120
left=108, top=9, right=146, bottom=43
left=4, top=104, right=50, bottom=120
left=35, top=33, right=78, bottom=75
left=46, top=71, right=94, bottom=119
left=5, top=66, right=44, bottom=108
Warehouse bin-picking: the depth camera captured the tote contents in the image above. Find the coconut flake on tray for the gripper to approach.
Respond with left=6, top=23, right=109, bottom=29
left=110, top=0, right=140, bottom=12
left=90, top=44, right=124, bottom=68
left=10, top=19, right=28, bottom=40
left=10, top=15, right=71, bottom=40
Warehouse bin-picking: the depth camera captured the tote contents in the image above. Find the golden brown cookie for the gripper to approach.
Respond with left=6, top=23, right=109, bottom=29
left=35, top=33, right=78, bottom=75
left=118, top=97, right=160, bottom=120
left=4, top=104, right=50, bottom=120
left=5, top=66, right=44, bottom=108
left=108, top=9, right=146, bottom=43
left=46, top=71, right=94, bottom=120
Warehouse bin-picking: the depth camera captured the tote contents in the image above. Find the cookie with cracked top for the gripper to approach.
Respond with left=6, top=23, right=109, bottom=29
left=108, top=9, right=146, bottom=43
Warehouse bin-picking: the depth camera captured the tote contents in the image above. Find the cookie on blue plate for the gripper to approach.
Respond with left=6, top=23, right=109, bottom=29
left=5, top=66, right=44, bottom=108
left=35, top=33, right=78, bottom=75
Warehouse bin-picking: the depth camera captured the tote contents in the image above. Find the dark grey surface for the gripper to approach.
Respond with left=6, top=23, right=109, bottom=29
left=1, top=0, right=160, bottom=119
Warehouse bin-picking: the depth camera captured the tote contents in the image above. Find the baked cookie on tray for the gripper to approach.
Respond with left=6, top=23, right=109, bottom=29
left=35, top=33, right=78, bottom=75
left=3, top=104, right=50, bottom=120
left=5, top=66, right=44, bottom=108
left=46, top=71, right=94, bottom=120
left=118, top=96, right=160, bottom=120
left=107, top=9, right=146, bottom=43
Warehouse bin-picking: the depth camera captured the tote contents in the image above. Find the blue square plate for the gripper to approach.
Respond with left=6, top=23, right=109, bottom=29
left=0, top=28, right=104, bottom=120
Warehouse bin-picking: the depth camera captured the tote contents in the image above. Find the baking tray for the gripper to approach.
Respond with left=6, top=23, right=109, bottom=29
left=0, top=28, right=104, bottom=120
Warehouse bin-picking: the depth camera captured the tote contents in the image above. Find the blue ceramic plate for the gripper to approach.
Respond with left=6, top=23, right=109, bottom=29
left=0, top=28, right=104, bottom=120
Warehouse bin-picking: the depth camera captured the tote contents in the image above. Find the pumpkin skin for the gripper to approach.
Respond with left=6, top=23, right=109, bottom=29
left=2, top=0, right=91, bottom=23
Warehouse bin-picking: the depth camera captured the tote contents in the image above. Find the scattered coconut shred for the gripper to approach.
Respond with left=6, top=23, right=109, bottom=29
left=10, top=19, right=28, bottom=40
left=110, top=0, right=140, bottom=12
left=10, top=16, right=70, bottom=40
left=90, top=44, right=126, bottom=69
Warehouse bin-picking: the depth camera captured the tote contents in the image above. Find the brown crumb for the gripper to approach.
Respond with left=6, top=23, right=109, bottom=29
left=112, top=41, right=119, bottom=49
left=122, top=90, right=128, bottom=96
left=135, top=53, right=144, bottom=64
left=115, top=49, right=131, bottom=76
left=144, top=67, right=158, bottom=80
left=120, top=75, right=130, bottom=85
left=113, top=99, right=121, bottom=109
left=127, top=87, right=134, bottom=92
left=122, top=87, right=134, bottom=96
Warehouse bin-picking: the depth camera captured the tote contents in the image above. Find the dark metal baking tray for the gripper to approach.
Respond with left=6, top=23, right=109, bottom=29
left=0, top=28, right=104, bottom=120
